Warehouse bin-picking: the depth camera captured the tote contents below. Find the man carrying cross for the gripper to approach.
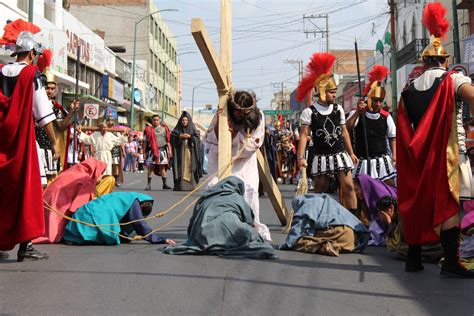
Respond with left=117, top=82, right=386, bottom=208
left=205, top=90, right=272, bottom=241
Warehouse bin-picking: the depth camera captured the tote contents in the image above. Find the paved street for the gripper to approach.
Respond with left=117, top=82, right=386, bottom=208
left=1, top=172, right=473, bottom=316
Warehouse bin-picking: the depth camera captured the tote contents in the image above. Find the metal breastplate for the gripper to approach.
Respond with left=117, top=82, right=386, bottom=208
left=401, top=77, right=443, bottom=131
left=354, top=114, right=388, bottom=158
left=310, top=105, right=344, bottom=154
left=0, top=73, right=19, bottom=97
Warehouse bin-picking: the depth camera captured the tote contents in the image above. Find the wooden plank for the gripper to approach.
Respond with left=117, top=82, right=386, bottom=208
left=79, top=126, right=129, bottom=133
left=257, top=150, right=288, bottom=226
left=220, top=0, right=232, bottom=87
left=191, top=18, right=227, bottom=91
left=217, top=0, right=232, bottom=180
left=217, top=94, right=232, bottom=179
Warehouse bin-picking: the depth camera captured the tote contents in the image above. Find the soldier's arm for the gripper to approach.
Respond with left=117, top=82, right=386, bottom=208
left=457, top=83, right=474, bottom=115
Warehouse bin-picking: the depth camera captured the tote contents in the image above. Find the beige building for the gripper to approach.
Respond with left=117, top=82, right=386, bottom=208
left=69, top=0, right=181, bottom=125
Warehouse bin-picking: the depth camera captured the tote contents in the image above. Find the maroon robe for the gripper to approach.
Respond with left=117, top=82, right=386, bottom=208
left=0, top=64, right=45, bottom=250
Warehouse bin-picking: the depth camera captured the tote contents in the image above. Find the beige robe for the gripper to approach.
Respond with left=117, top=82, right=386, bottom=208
left=79, top=132, right=128, bottom=176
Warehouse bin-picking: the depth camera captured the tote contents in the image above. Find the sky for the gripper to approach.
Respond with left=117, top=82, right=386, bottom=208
left=154, top=0, right=390, bottom=110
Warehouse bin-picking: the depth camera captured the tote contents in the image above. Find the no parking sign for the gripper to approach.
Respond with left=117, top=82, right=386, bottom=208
left=84, top=103, right=99, bottom=119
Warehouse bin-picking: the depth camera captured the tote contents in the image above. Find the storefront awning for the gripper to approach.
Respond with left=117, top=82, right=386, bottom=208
left=62, top=93, right=105, bottom=106
left=52, top=70, right=89, bottom=90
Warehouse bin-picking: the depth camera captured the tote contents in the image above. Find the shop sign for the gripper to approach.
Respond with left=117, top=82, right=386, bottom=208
left=63, top=10, right=104, bottom=71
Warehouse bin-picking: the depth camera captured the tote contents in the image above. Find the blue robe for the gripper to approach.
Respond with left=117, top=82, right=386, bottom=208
left=282, top=193, right=370, bottom=251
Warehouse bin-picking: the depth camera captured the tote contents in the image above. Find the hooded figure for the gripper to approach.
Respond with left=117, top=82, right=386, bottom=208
left=171, top=111, right=202, bottom=191
left=165, top=176, right=277, bottom=259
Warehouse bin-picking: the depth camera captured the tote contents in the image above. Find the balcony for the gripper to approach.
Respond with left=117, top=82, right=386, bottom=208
left=396, top=38, right=430, bottom=69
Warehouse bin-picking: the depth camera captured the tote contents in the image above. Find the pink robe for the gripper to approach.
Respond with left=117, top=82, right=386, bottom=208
left=33, top=158, right=107, bottom=244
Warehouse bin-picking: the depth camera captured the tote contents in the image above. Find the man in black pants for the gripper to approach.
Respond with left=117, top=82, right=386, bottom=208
left=397, top=2, right=474, bottom=278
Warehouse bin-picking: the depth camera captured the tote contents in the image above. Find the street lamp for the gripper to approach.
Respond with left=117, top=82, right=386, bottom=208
left=160, top=51, right=196, bottom=123
left=191, top=81, right=213, bottom=118
left=130, top=8, right=178, bottom=130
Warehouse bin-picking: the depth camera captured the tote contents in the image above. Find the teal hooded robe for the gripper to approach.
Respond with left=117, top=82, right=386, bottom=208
left=63, top=192, right=154, bottom=245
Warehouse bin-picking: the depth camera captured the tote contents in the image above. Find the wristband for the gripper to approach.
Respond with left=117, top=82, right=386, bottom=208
left=297, top=157, right=305, bottom=160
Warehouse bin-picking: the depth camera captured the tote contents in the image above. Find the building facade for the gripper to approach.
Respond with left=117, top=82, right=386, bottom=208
left=69, top=0, right=180, bottom=126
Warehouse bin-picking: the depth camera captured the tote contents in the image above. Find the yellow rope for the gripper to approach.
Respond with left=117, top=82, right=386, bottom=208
left=43, top=137, right=248, bottom=241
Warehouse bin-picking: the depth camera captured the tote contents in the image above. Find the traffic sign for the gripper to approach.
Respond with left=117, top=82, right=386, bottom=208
left=262, top=110, right=296, bottom=115
left=84, top=103, right=99, bottom=119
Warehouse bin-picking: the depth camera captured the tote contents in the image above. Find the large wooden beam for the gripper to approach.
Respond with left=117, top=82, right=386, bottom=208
left=217, top=0, right=232, bottom=180
left=257, top=150, right=288, bottom=225
left=191, top=18, right=227, bottom=91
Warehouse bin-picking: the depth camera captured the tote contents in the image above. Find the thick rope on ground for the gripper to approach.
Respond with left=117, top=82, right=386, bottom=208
left=43, top=139, right=247, bottom=241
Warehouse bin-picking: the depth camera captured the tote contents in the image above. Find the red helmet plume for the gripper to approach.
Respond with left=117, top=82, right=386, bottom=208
left=422, top=2, right=449, bottom=38
left=296, top=52, right=336, bottom=102
left=37, top=49, right=52, bottom=72
left=0, top=19, right=41, bottom=45
left=364, top=65, right=390, bottom=95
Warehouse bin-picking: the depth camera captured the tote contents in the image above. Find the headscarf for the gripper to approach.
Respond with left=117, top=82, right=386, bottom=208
left=173, top=111, right=196, bottom=135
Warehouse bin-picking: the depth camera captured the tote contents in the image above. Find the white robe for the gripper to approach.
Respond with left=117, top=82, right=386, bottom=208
left=79, top=131, right=128, bottom=176
left=205, top=111, right=271, bottom=241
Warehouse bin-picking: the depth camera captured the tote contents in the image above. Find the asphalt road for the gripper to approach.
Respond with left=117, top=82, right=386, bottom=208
left=1, top=172, right=473, bottom=316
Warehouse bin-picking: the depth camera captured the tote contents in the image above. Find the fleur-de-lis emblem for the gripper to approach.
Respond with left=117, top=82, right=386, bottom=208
left=315, top=117, right=342, bottom=147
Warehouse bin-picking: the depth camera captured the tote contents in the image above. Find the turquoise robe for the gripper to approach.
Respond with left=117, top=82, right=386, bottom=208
left=64, top=192, right=153, bottom=245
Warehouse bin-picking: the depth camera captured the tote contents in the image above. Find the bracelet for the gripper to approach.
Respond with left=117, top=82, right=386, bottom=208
left=297, top=157, right=305, bottom=160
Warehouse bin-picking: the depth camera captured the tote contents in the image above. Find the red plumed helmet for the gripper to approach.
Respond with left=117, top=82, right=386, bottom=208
left=421, top=2, right=450, bottom=58
left=364, top=65, right=390, bottom=96
left=0, top=19, right=41, bottom=44
left=296, top=52, right=336, bottom=102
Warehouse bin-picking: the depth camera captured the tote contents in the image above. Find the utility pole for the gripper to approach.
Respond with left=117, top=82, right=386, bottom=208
left=452, top=0, right=461, bottom=63
left=284, top=59, right=303, bottom=83
left=271, top=82, right=286, bottom=110
left=28, top=0, right=34, bottom=22
left=281, top=82, right=284, bottom=110
left=303, top=14, right=329, bottom=52
left=390, top=0, right=398, bottom=119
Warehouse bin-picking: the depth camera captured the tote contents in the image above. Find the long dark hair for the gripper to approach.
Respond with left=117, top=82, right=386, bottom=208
left=228, top=90, right=262, bottom=133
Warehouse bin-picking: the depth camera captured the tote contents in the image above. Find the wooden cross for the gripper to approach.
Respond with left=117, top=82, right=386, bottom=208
left=191, top=0, right=288, bottom=225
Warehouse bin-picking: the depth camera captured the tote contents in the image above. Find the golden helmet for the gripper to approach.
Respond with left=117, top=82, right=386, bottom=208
left=296, top=52, right=336, bottom=103
left=364, top=65, right=390, bottom=111
left=421, top=3, right=450, bottom=60
left=421, top=35, right=449, bottom=59
left=44, top=67, right=57, bottom=84
left=314, top=74, right=337, bottom=102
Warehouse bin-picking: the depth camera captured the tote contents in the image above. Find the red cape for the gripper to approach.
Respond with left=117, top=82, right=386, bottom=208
left=144, top=124, right=170, bottom=163
left=397, top=73, right=459, bottom=245
left=0, top=65, right=45, bottom=250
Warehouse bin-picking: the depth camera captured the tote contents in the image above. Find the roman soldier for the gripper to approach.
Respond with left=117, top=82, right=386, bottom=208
left=35, top=66, right=80, bottom=181
left=296, top=52, right=358, bottom=212
left=346, top=65, right=396, bottom=186
left=397, top=3, right=474, bottom=277
left=0, top=19, right=57, bottom=261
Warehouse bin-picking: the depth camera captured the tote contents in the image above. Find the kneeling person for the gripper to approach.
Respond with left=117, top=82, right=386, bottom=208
left=63, top=192, right=174, bottom=245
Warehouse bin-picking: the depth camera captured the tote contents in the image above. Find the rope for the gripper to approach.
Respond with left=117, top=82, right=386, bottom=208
left=44, top=136, right=249, bottom=241
left=281, top=167, right=308, bottom=234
